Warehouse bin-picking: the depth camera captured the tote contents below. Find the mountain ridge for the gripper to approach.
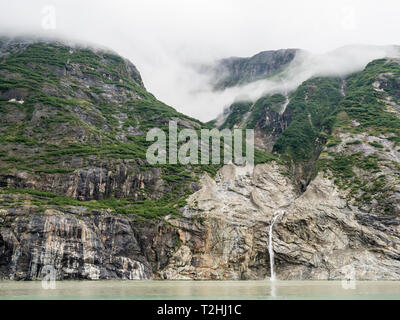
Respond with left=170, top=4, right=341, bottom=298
left=201, top=48, right=299, bottom=90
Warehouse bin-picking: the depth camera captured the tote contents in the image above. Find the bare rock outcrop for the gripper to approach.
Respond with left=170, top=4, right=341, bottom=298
left=161, top=163, right=400, bottom=280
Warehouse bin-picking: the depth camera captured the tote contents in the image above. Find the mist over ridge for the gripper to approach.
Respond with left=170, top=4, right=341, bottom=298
left=185, top=44, right=400, bottom=122
left=1, top=32, right=399, bottom=123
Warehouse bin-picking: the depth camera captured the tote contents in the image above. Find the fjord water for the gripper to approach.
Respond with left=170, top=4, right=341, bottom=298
left=1, top=281, right=400, bottom=300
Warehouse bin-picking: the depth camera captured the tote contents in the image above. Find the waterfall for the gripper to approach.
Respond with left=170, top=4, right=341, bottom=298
left=279, top=95, right=290, bottom=115
left=268, top=210, right=285, bottom=282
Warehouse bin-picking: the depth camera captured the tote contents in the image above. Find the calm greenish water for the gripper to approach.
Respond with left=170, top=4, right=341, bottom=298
left=0, top=280, right=400, bottom=300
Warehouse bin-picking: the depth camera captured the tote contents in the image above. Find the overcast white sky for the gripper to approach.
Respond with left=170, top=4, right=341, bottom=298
left=1, top=0, right=400, bottom=120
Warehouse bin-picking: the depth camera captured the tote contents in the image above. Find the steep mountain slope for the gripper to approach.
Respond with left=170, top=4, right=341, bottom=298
left=0, top=37, right=215, bottom=279
left=215, top=60, right=400, bottom=200
left=1, top=39, right=400, bottom=280
left=0, top=37, right=212, bottom=218
left=0, top=38, right=274, bottom=280
left=319, top=59, right=400, bottom=215
left=163, top=59, right=400, bottom=280
left=204, top=49, right=299, bottom=90
left=216, top=76, right=344, bottom=190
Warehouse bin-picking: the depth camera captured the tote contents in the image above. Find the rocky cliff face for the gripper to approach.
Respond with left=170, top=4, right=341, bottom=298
left=161, top=162, right=400, bottom=280
left=2, top=162, right=400, bottom=280
left=0, top=194, right=181, bottom=280
left=204, top=49, right=299, bottom=90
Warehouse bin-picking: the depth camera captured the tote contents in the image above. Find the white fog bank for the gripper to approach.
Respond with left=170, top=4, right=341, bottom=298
left=161, top=44, right=400, bottom=122
left=1, top=1, right=400, bottom=122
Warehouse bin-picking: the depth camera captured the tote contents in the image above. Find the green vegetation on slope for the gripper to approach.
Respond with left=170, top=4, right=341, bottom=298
left=273, top=77, right=342, bottom=162
left=247, top=94, right=286, bottom=128
left=340, top=59, right=400, bottom=135
left=0, top=40, right=278, bottom=219
left=317, top=59, right=400, bottom=214
left=220, top=101, right=252, bottom=129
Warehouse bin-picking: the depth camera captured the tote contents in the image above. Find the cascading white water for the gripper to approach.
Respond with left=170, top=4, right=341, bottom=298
left=268, top=210, right=285, bottom=282
left=279, top=95, right=290, bottom=115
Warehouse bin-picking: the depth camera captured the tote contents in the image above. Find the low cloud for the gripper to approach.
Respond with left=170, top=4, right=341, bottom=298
left=1, top=0, right=400, bottom=122
left=163, top=44, right=400, bottom=122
